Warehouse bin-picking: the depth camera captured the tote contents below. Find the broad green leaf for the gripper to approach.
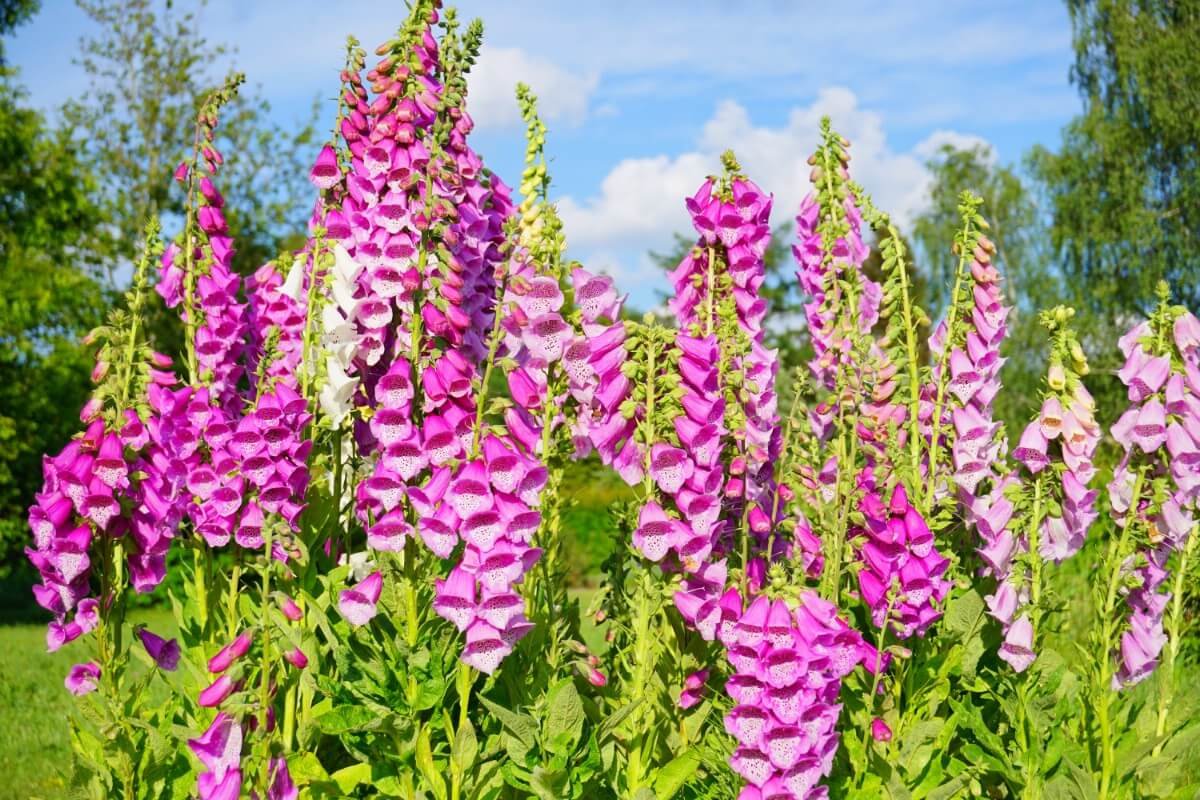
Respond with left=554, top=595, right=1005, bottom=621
left=452, top=718, right=478, bottom=772
left=286, top=751, right=330, bottom=785
left=479, top=695, right=538, bottom=762
left=331, top=763, right=370, bottom=793
left=544, top=679, right=585, bottom=747
left=315, top=705, right=380, bottom=735
left=528, top=766, right=568, bottom=800
left=416, top=726, right=448, bottom=800
left=653, top=749, right=701, bottom=799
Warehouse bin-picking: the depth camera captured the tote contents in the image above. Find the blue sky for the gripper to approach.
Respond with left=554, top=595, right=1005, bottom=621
left=8, top=1, right=1080, bottom=308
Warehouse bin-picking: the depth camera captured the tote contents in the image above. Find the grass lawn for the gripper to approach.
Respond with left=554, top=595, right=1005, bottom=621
left=0, top=608, right=175, bottom=800
left=0, top=619, right=80, bottom=800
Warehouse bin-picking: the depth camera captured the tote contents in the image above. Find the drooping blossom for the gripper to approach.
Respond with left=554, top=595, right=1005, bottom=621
left=723, top=591, right=871, bottom=797
left=852, top=479, right=950, bottom=639
left=65, top=662, right=101, bottom=696
left=138, top=627, right=181, bottom=671
left=188, top=712, right=243, bottom=800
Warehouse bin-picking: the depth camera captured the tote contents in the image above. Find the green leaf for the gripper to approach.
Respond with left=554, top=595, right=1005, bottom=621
left=286, top=751, right=330, bottom=785
left=899, top=720, right=942, bottom=778
left=529, top=766, right=568, bottom=800
left=598, top=701, right=639, bottom=739
left=452, top=718, right=478, bottom=772
left=943, top=588, right=985, bottom=640
left=544, top=679, right=585, bottom=747
left=315, top=704, right=380, bottom=735
left=330, top=763, right=370, bottom=793
left=479, top=695, right=538, bottom=762
left=416, top=726, right=448, bottom=800
left=653, top=749, right=701, bottom=799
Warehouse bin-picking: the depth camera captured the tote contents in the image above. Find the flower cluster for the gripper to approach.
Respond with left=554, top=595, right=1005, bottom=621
left=942, top=234, right=1007, bottom=498
left=792, top=129, right=881, bottom=398
left=723, top=592, right=869, bottom=798
left=853, top=480, right=949, bottom=639
left=29, top=227, right=181, bottom=652
left=1107, top=305, right=1200, bottom=686
left=30, top=423, right=120, bottom=652
left=976, top=313, right=1099, bottom=670
left=305, top=12, right=558, bottom=674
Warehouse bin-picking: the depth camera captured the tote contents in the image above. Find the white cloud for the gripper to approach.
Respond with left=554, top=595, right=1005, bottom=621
left=466, top=46, right=598, bottom=130
left=914, top=130, right=993, bottom=161
left=560, top=87, right=988, bottom=282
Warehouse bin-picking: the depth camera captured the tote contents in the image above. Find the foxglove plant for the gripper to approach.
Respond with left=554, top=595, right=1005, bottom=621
left=305, top=4, right=545, bottom=681
left=982, top=307, right=1099, bottom=673
left=1091, top=284, right=1200, bottom=798
left=790, top=124, right=893, bottom=604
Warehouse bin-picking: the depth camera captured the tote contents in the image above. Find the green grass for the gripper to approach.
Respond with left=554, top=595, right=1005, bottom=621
left=0, top=618, right=80, bottom=799
left=0, top=608, right=174, bottom=800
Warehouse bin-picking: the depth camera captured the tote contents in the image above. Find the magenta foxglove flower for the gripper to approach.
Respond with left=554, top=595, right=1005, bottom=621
left=65, top=661, right=100, bottom=696
left=138, top=627, right=180, bottom=671
left=188, top=712, right=242, bottom=800
left=198, top=674, right=236, bottom=708
left=198, top=769, right=242, bottom=800
left=723, top=591, right=867, bottom=796
left=853, top=479, right=950, bottom=638
left=208, top=630, right=253, bottom=673
left=267, top=756, right=298, bottom=800
left=870, top=717, right=893, bottom=742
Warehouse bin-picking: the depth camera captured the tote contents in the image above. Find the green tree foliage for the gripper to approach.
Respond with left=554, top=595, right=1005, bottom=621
left=1030, top=0, right=1200, bottom=317
left=63, top=0, right=319, bottom=281
left=0, top=4, right=108, bottom=578
left=911, top=143, right=1052, bottom=431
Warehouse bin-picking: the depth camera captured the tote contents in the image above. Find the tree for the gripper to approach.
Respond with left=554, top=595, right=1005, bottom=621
left=1030, top=0, right=1200, bottom=317
left=0, top=3, right=108, bottom=578
left=63, top=0, right=320, bottom=283
left=911, top=143, right=1053, bottom=430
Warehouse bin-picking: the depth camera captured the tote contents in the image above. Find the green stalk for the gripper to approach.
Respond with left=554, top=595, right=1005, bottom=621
left=704, top=245, right=716, bottom=337
left=854, top=596, right=893, bottom=790
left=888, top=226, right=925, bottom=490
left=1021, top=477, right=1046, bottom=800
left=1153, top=525, right=1197, bottom=752
left=180, top=118, right=206, bottom=386
left=258, top=523, right=275, bottom=789
left=923, top=214, right=974, bottom=514
left=1096, top=466, right=1148, bottom=800
left=469, top=274, right=509, bottom=458
left=299, top=239, right=325, bottom=405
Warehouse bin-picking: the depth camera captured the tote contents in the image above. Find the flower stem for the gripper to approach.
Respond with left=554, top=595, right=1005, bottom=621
left=259, top=523, right=275, bottom=789
left=1153, top=525, right=1196, bottom=752
left=1096, top=465, right=1148, bottom=800
left=923, top=212, right=974, bottom=514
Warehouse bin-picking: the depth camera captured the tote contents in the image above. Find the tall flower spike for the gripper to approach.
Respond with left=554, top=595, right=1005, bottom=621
left=311, top=7, right=547, bottom=673
left=27, top=221, right=180, bottom=666
left=1103, top=286, right=1200, bottom=690
left=980, top=307, right=1099, bottom=672
left=921, top=193, right=1010, bottom=531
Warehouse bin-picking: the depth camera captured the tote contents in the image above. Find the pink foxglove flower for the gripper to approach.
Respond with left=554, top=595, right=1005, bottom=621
left=339, top=570, right=383, bottom=627
left=65, top=661, right=100, bottom=696
left=853, top=479, right=950, bottom=638
left=1106, top=309, right=1200, bottom=688
left=724, top=591, right=868, bottom=796
left=188, top=712, right=242, bottom=800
